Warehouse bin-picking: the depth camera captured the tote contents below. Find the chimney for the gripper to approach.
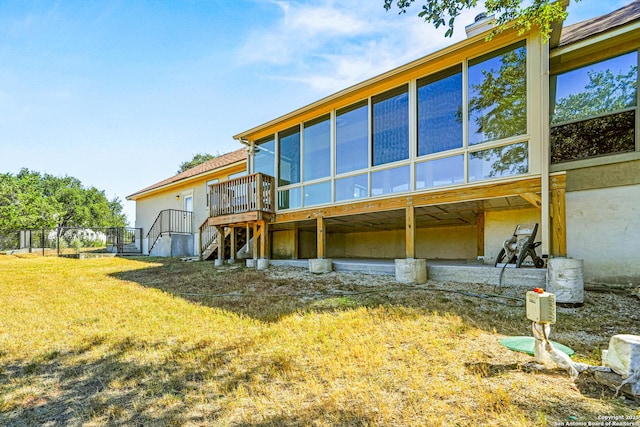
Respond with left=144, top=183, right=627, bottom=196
left=465, top=12, right=495, bottom=38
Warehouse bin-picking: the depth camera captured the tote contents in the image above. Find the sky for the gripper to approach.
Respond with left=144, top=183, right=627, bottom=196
left=0, top=0, right=627, bottom=225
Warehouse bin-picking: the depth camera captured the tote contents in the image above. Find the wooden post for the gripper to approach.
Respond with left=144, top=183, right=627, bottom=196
left=259, top=220, right=269, bottom=259
left=405, top=206, right=415, bottom=259
left=551, top=188, right=567, bottom=257
left=215, top=226, right=224, bottom=262
left=256, top=173, right=263, bottom=212
left=476, top=209, right=485, bottom=258
left=252, top=222, right=259, bottom=260
left=317, top=215, right=326, bottom=259
left=229, top=226, right=236, bottom=261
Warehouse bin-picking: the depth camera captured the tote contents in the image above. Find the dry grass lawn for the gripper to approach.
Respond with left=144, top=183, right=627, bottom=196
left=0, top=255, right=638, bottom=426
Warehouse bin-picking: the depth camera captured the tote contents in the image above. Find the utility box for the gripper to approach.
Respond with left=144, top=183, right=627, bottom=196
left=526, top=289, right=556, bottom=324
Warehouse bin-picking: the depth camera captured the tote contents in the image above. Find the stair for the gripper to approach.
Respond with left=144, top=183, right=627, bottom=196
left=201, top=227, right=248, bottom=261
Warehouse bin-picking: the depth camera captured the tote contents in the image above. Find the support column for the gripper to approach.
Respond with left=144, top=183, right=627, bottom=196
left=257, top=221, right=269, bottom=270
left=551, top=187, right=567, bottom=257
left=476, top=208, right=485, bottom=260
left=395, top=205, right=426, bottom=284
left=229, top=226, right=236, bottom=264
left=316, top=215, right=325, bottom=259
left=215, top=226, right=224, bottom=266
left=310, top=214, right=332, bottom=273
left=247, top=222, right=259, bottom=268
left=405, top=206, right=415, bottom=259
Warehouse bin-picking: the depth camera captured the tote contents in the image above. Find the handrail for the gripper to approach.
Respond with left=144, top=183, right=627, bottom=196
left=147, top=209, right=193, bottom=253
left=208, top=173, right=275, bottom=218
left=198, top=218, right=219, bottom=259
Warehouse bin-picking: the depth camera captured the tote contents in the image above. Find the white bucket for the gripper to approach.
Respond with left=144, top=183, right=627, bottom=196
left=546, top=257, right=584, bottom=305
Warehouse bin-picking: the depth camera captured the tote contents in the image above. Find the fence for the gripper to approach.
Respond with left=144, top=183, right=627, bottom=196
left=0, top=227, right=142, bottom=256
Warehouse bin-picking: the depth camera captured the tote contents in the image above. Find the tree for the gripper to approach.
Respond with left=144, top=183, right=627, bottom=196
left=383, top=0, right=576, bottom=41
left=177, top=153, right=217, bottom=173
left=0, top=169, right=128, bottom=232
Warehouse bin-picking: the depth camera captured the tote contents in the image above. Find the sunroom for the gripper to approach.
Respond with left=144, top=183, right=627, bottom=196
left=219, top=20, right=565, bottom=280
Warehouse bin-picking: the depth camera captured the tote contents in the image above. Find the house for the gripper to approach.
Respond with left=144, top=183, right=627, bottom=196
left=126, top=149, right=247, bottom=257
left=128, top=2, right=639, bottom=286
left=205, top=1, right=638, bottom=285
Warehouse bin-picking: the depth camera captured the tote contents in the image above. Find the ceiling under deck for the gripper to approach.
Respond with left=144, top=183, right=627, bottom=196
left=271, top=195, right=534, bottom=233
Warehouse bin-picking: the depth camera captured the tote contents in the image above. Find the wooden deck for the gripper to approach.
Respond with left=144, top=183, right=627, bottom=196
left=200, top=173, right=275, bottom=261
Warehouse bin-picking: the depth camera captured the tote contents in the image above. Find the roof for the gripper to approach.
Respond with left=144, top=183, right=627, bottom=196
left=127, top=148, right=247, bottom=200
left=559, top=0, right=640, bottom=47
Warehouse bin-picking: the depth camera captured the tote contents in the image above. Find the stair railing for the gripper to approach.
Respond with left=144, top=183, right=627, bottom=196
left=147, top=209, right=193, bottom=253
left=199, top=219, right=219, bottom=260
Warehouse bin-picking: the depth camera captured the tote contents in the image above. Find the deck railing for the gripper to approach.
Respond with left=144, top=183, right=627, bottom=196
left=208, top=173, right=275, bottom=218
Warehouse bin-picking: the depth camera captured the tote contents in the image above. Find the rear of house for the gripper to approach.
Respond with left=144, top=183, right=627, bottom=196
left=128, top=2, right=640, bottom=286
left=210, top=1, right=639, bottom=285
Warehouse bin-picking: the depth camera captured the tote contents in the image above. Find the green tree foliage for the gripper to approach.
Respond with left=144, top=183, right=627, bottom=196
left=0, top=169, right=128, bottom=231
left=177, top=153, right=217, bottom=174
left=383, top=0, right=575, bottom=41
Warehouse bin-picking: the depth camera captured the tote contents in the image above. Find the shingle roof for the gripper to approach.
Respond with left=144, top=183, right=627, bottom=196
left=559, top=0, right=640, bottom=47
left=127, top=148, right=246, bottom=200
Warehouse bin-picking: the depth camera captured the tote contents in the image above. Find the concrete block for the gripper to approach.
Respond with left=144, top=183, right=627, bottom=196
left=214, top=259, right=224, bottom=267
left=246, top=259, right=257, bottom=268
left=309, top=258, right=333, bottom=274
left=606, top=334, right=640, bottom=378
left=395, top=259, right=427, bottom=284
left=257, top=259, right=269, bottom=270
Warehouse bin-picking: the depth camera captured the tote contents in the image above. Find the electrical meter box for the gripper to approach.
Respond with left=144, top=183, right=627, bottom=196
left=526, top=289, right=556, bottom=323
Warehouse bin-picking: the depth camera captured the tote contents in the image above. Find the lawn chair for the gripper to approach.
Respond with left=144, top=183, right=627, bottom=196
left=494, top=223, right=545, bottom=268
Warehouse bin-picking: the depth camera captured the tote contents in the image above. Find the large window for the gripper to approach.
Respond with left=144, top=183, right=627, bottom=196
left=371, top=165, right=410, bottom=196
left=304, top=181, right=332, bottom=207
left=372, top=85, right=409, bottom=166
left=550, top=52, right=637, bottom=163
left=417, top=66, right=463, bottom=156
left=468, top=142, right=528, bottom=182
left=278, top=188, right=301, bottom=210
left=303, top=115, right=331, bottom=181
left=252, top=39, right=535, bottom=211
left=468, top=41, right=527, bottom=145
left=278, top=126, right=301, bottom=186
left=254, top=136, right=275, bottom=177
left=336, top=174, right=368, bottom=202
left=416, top=155, right=464, bottom=189
left=336, top=101, right=368, bottom=174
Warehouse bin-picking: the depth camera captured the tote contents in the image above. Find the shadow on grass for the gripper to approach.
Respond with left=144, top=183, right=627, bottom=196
left=0, top=329, right=389, bottom=426
left=109, top=257, right=531, bottom=333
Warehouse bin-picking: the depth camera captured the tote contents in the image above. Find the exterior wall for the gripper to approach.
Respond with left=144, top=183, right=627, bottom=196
left=417, top=225, right=477, bottom=260
left=484, top=208, right=542, bottom=265
left=269, top=209, right=547, bottom=261
left=272, top=230, right=297, bottom=259
left=327, top=226, right=479, bottom=260
left=299, top=230, right=318, bottom=259
left=564, top=160, right=640, bottom=284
